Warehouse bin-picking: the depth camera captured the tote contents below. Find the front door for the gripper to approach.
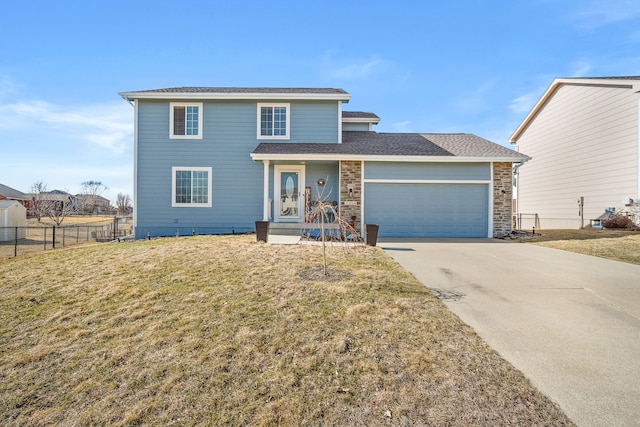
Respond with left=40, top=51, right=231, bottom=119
left=275, top=165, right=305, bottom=222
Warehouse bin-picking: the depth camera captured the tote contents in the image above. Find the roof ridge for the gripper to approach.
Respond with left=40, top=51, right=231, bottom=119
left=559, top=76, right=640, bottom=80
left=123, top=87, right=348, bottom=94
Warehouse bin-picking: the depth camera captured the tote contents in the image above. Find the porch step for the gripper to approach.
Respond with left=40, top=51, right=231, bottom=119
left=268, top=222, right=340, bottom=236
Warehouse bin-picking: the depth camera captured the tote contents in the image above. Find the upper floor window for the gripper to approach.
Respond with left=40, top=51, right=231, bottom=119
left=170, top=102, right=203, bottom=139
left=257, top=103, right=289, bottom=139
left=172, top=166, right=212, bottom=207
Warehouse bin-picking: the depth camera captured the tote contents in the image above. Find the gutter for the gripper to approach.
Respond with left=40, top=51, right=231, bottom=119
left=250, top=153, right=531, bottom=163
left=120, top=93, right=135, bottom=108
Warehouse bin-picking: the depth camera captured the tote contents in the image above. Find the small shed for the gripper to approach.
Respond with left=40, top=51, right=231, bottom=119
left=0, top=200, right=27, bottom=241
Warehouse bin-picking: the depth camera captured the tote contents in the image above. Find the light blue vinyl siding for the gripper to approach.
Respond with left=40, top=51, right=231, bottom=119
left=289, top=101, right=339, bottom=142
left=364, top=162, right=490, bottom=180
left=365, top=183, right=489, bottom=237
left=342, top=123, right=370, bottom=131
left=135, top=99, right=342, bottom=238
left=305, top=163, right=339, bottom=202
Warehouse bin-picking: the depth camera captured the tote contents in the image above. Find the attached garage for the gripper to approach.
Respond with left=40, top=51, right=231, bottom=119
left=365, top=183, right=489, bottom=237
left=363, top=162, right=491, bottom=238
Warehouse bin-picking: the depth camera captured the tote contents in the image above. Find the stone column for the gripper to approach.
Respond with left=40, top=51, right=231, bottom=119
left=339, top=161, right=362, bottom=233
left=493, top=162, right=514, bottom=237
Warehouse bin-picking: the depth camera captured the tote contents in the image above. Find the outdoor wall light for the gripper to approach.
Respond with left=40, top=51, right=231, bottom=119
left=317, top=178, right=326, bottom=186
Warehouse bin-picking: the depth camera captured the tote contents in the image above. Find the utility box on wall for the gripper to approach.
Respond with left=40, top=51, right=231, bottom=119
left=0, top=200, right=27, bottom=241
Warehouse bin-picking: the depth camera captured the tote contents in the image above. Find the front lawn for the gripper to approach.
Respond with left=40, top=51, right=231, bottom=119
left=0, top=235, right=573, bottom=426
left=519, top=229, right=640, bottom=265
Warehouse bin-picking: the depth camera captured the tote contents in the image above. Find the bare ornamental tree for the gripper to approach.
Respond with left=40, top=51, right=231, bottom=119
left=30, top=182, right=76, bottom=226
left=80, top=180, right=109, bottom=214
left=303, top=178, right=363, bottom=276
left=116, top=193, right=132, bottom=216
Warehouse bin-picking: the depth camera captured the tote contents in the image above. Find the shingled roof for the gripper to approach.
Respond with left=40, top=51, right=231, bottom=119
left=120, top=87, right=351, bottom=101
left=342, top=111, right=380, bottom=120
left=0, top=183, right=29, bottom=201
left=252, top=131, right=529, bottom=161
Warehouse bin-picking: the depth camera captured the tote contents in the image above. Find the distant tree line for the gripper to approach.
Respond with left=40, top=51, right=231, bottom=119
left=30, top=180, right=132, bottom=225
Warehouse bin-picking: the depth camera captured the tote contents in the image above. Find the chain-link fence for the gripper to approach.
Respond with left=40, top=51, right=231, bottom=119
left=0, top=218, right=132, bottom=258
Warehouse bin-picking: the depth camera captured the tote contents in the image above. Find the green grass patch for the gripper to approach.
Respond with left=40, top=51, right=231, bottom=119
left=0, top=235, right=573, bottom=426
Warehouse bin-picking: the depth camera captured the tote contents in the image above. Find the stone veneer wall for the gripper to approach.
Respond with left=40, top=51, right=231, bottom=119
left=339, top=161, right=362, bottom=233
left=493, top=162, right=514, bottom=237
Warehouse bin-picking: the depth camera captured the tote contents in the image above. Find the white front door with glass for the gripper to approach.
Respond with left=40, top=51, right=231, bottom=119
left=274, top=165, right=305, bottom=222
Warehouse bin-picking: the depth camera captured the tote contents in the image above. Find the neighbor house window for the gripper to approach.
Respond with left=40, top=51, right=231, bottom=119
left=172, top=167, right=212, bottom=207
left=170, top=102, right=203, bottom=139
left=257, top=103, right=289, bottom=139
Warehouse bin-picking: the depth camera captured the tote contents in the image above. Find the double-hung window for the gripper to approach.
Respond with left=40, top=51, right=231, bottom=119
left=172, top=167, right=212, bottom=207
left=257, top=103, right=290, bottom=139
left=170, top=102, right=203, bottom=139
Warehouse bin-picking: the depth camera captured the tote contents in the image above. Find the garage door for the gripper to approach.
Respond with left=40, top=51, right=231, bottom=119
left=364, top=183, right=489, bottom=237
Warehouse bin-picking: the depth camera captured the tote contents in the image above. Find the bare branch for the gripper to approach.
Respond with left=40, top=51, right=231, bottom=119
left=302, top=177, right=364, bottom=275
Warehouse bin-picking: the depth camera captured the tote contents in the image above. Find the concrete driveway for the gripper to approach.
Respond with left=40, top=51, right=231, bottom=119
left=379, top=238, right=640, bottom=427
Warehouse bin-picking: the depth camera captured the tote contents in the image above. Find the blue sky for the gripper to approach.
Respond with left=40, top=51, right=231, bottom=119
left=2, top=0, right=640, bottom=204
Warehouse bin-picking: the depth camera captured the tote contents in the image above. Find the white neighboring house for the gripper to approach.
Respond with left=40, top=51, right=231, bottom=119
left=510, top=76, right=640, bottom=229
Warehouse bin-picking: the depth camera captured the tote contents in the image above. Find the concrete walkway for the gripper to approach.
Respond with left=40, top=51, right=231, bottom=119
left=379, top=238, right=640, bottom=427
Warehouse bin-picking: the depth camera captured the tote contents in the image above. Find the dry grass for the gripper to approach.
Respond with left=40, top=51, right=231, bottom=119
left=0, top=235, right=573, bottom=426
left=517, top=229, right=640, bottom=265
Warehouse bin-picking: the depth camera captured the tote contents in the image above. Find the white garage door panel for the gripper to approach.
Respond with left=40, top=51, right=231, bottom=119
left=365, top=183, right=488, bottom=237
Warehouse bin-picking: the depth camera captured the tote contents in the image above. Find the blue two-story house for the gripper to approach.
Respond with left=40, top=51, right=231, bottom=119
left=119, top=87, right=529, bottom=239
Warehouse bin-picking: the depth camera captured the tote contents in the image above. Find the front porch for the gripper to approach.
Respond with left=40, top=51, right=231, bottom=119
left=259, top=160, right=363, bottom=234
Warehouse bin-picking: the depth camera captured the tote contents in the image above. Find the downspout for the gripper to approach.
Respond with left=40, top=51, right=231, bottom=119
left=338, top=101, right=343, bottom=144
left=489, top=162, right=494, bottom=238
left=132, top=98, right=139, bottom=236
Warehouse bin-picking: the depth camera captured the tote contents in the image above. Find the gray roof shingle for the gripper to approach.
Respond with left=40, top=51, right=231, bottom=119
left=342, top=111, right=380, bottom=120
left=252, top=132, right=528, bottom=160
left=0, top=184, right=29, bottom=200
left=560, top=76, right=640, bottom=81
left=122, top=87, right=349, bottom=95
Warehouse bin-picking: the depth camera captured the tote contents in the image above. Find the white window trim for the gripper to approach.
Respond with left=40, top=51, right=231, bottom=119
left=171, top=166, right=212, bottom=207
left=170, top=102, right=203, bottom=139
left=257, top=103, right=290, bottom=140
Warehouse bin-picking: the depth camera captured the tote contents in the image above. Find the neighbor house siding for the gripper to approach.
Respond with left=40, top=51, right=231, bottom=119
left=515, top=84, right=639, bottom=229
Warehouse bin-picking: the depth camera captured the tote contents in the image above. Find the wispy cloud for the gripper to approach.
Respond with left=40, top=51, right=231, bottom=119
left=392, top=120, right=412, bottom=132
left=0, top=99, right=132, bottom=154
left=453, top=79, right=498, bottom=112
left=0, top=75, right=18, bottom=100
left=569, top=61, right=592, bottom=77
left=322, top=52, right=385, bottom=80
left=508, top=93, right=538, bottom=115
left=571, top=0, right=640, bottom=29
